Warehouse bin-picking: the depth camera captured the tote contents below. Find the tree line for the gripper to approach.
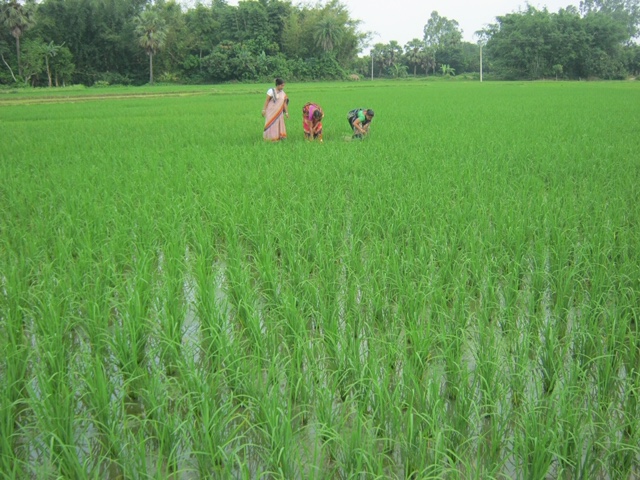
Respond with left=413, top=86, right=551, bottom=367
left=1, top=0, right=639, bottom=87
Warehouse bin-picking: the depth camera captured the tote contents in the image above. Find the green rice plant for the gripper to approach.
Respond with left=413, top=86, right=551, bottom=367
left=499, top=262, right=526, bottom=332
left=224, top=234, right=266, bottom=363
left=547, top=232, right=581, bottom=340
left=441, top=320, right=466, bottom=402
left=187, top=368, right=245, bottom=477
left=551, top=375, right=593, bottom=480
left=28, top=351, right=85, bottom=479
left=538, top=321, right=567, bottom=398
left=476, top=411, right=511, bottom=479
left=0, top=338, right=30, bottom=479
left=369, top=380, right=399, bottom=461
left=400, top=283, right=436, bottom=382
left=77, top=266, right=117, bottom=361
left=620, top=287, right=640, bottom=375
left=252, top=234, right=281, bottom=309
left=280, top=317, right=314, bottom=419
left=253, top=381, right=301, bottom=479
left=156, top=231, right=189, bottom=377
left=603, top=410, right=639, bottom=480
left=443, top=370, right=476, bottom=468
left=317, top=281, right=343, bottom=384
left=399, top=376, right=447, bottom=478
left=222, top=329, right=273, bottom=424
left=116, top=418, right=151, bottom=479
left=193, top=260, right=227, bottom=371
left=571, top=315, right=600, bottom=384
left=619, top=320, right=640, bottom=455
left=472, top=319, right=512, bottom=477
left=594, top=328, right=622, bottom=415
left=508, top=328, right=531, bottom=412
left=21, top=268, right=88, bottom=478
left=474, top=316, right=502, bottom=419
left=110, top=247, right=157, bottom=401
left=512, top=399, right=558, bottom=480
left=0, top=269, right=33, bottom=478
left=140, top=373, right=189, bottom=477
left=313, top=381, right=342, bottom=468
left=82, top=353, right=122, bottom=471
left=526, top=246, right=549, bottom=323
left=333, top=409, right=388, bottom=479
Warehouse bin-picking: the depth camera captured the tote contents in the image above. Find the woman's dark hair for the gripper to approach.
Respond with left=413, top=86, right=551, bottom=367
left=312, top=109, right=322, bottom=121
left=275, top=78, right=285, bottom=86
left=366, top=109, right=375, bottom=117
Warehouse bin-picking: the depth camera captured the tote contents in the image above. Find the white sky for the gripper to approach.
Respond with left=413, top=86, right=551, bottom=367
left=226, top=0, right=581, bottom=48
left=343, top=0, right=580, bottom=45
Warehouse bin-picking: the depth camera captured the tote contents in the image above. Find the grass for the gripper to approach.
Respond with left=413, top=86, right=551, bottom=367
left=1, top=80, right=639, bottom=479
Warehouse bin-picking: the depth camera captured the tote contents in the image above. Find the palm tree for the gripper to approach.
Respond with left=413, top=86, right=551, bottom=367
left=404, top=38, right=425, bottom=76
left=134, top=10, right=167, bottom=85
left=380, top=41, right=403, bottom=73
left=1, top=0, right=35, bottom=77
left=313, top=14, right=344, bottom=53
left=371, top=43, right=386, bottom=77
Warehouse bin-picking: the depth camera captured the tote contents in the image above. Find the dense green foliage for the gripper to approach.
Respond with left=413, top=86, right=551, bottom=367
left=1, top=80, right=639, bottom=478
left=1, top=0, right=366, bottom=85
left=485, top=4, right=638, bottom=79
left=1, top=0, right=639, bottom=86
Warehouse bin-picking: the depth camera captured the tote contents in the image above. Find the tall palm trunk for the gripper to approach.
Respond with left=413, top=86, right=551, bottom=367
left=15, top=35, right=21, bottom=77
left=149, top=53, right=153, bottom=84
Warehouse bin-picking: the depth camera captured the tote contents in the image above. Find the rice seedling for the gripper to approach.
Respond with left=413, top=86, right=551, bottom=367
left=1, top=80, right=639, bottom=478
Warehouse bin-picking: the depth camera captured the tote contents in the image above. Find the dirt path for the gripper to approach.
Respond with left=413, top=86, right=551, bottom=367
left=0, top=89, right=218, bottom=106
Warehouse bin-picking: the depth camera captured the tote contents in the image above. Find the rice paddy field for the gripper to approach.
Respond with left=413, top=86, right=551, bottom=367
left=1, top=79, right=640, bottom=479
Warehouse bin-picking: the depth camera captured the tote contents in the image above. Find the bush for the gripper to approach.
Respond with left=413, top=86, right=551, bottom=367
left=157, top=72, right=180, bottom=84
left=94, top=72, right=133, bottom=86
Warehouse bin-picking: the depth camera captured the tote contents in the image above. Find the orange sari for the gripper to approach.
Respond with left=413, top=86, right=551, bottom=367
left=263, top=88, right=288, bottom=141
left=302, top=102, right=323, bottom=139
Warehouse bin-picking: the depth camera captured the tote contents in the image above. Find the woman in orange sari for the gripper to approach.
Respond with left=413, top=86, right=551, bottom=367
left=262, top=78, right=289, bottom=141
left=302, top=102, right=324, bottom=142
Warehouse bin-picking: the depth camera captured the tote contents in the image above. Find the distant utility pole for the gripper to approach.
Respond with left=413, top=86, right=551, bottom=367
left=479, top=43, right=483, bottom=82
left=368, top=32, right=379, bottom=81
left=474, top=30, right=488, bottom=83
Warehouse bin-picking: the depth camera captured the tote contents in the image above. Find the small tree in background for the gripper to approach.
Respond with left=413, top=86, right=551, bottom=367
left=441, top=63, right=455, bottom=76
left=42, top=41, right=62, bottom=87
left=423, top=11, right=462, bottom=75
left=553, top=63, right=563, bottom=80
left=20, top=37, right=44, bottom=85
left=50, top=45, right=74, bottom=86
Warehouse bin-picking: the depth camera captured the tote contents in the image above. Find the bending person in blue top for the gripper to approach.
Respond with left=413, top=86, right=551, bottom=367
left=347, top=108, right=374, bottom=139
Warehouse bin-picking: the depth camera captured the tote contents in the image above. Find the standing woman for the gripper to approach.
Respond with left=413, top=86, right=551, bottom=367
left=302, top=103, right=324, bottom=142
left=262, top=78, right=289, bottom=141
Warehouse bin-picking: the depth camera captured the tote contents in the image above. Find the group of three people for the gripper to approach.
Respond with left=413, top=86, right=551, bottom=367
left=262, top=78, right=375, bottom=142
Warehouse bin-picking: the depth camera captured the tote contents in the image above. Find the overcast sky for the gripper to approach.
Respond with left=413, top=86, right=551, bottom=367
left=225, top=0, right=581, bottom=49
left=340, top=0, right=580, bottom=46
